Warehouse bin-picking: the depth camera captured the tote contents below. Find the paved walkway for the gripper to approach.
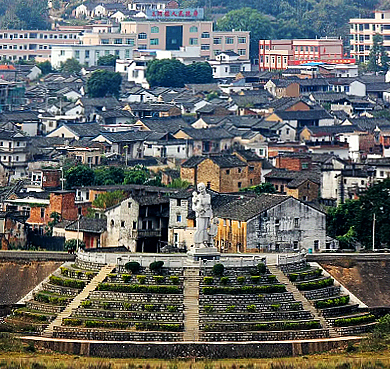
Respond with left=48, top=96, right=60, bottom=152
left=183, top=267, right=200, bottom=341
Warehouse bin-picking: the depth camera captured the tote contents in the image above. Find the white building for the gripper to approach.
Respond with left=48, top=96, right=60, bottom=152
left=208, top=51, right=251, bottom=78
left=51, top=44, right=134, bottom=68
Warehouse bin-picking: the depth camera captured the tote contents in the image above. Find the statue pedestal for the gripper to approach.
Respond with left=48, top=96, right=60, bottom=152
left=187, top=247, right=220, bottom=262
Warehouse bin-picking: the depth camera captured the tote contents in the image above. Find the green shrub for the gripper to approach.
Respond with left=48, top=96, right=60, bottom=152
left=334, top=314, right=375, bottom=327
left=124, top=261, right=141, bottom=274
left=75, top=271, right=83, bottom=278
left=169, top=276, right=180, bottom=285
left=153, top=276, right=165, bottom=284
left=108, top=273, right=117, bottom=279
left=98, top=283, right=181, bottom=294
left=202, top=284, right=286, bottom=295
left=267, top=275, right=277, bottom=283
left=85, top=271, right=94, bottom=279
left=167, top=305, right=178, bottom=312
left=212, top=263, right=224, bottom=276
left=225, top=305, right=235, bottom=313
left=288, top=273, right=298, bottom=282
left=315, top=295, right=350, bottom=309
left=376, top=314, right=390, bottom=334
left=122, top=274, right=132, bottom=283
left=204, top=305, right=214, bottom=313
left=236, top=276, right=246, bottom=284
left=60, top=267, right=68, bottom=276
left=291, top=302, right=301, bottom=311
left=63, top=318, right=82, bottom=326
left=296, top=277, right=334, bottom=291
left=80, top=300, right=92, bottom=308
left=123, top=302, right=132, bottom=310
left=144, top=304, right=154, bottom=312
left=288, top=269, right=322, bottom=282
left=220, top=276, right=229, bottom=285
left=135, top=322, right=181, bottom=332
left=14, top=310, right=47, bottom=322
left=49, top=275, right=85, bottom=289
left=34, top=292, right=50, bottom=304
left=136, top=275, right=146, bottom=284
left=255, top=323, right=268, bottom=331
left=246, top=304, right=256, bottom=312
left=149, top=261, right=164, bottom=272
left=270, top=304, right=281, bottom=311
left=250, top=276, right=261, bottom=284
left=102, top=302, right=110, bottom=310
left=257, top=262, right=266, bottom=274
left=203, top=277, right=214, bottom=285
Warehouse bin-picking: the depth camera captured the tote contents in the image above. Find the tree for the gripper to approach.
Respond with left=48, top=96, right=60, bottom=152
left=86, top=69, right=122, bottom=98
left=124, top=165, right=150, bottom=185
left=368, top=34, right=390, bottom=73
left=65, top=165, right=94, bottom=188
left=64, top=239, right=85, bottom=252
left=36, top=61, right=53, bottom=75
left=146, top=59, right=187, bottom=88
left=167, top=178, right=190, bottom=189
left=185, top=62, right=214, bottom=84
left=240, top=183, right=276, bottom=194
left=45, top=211, right=61, bottom=236
left=94, top=166, right=125, bottom=185
left=60, top=58, right=82, bottom=74
left=97, top=54, right=119, bottom=66
left=92, top=190, right=125, bottom=209
left=216, top=8, right=273, bottom=59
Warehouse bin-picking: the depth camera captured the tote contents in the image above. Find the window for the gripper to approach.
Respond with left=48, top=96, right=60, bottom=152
left=150, top=38, right=159, bottom=45
left=126, top=38, right=134, bottom=45
left=128, top=202, right=132, bottom=208
left=138, top=44, right=147, bottom=50
left=213, top=37, right=221, bottom=45
left=226, top=169, right=230, bottom=175
left=380, top=171, right=384, bottom=177
left=40, top=207, right=45, bottom=218
left=138, top=33, right=147, bottom=39
left=314, top=240, right=319, bottom=251
left=189, top=26, right=198, bottom=33
left=201, top=32, right=210, bottom=38
left=238, top=37, right=246, bottom=43
left=238, top=49, right=246, bottom=55
left=125, top=49, right=130, bottom=59
left=238, top=182, right=242, bottom=188
left=302, top=163, right=308, bottom=169
left=110, top=219, right=114, bottom=227
left=294, top=218, right=299, bottom=228
left=133, top=221, right=137, bottom=229
left=114, top=38, right=123, bottom=44
left=85, top=50, right=90, bottom=58
left=121, top=221, right=125, bottom=227
left=101, top=39, right=109, bottom=44
left=151, top=26, right=159, bottom=33
left=293, top=241, right=299, bottom=249
left=225, top=37, right=234, bottom=44
left=176, top=214, right=182, bottom=222
left=75, top=50, right=80, bottom=59
left=201, top=44, right=210, bottom=50
left=189, top=38, right=198, bottom=45
left=230, top=65, right=240, bottom=73
left=177, top=199, right=181, bottom=206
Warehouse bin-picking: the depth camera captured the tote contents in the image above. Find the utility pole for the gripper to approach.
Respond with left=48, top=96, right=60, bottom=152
left=372, top=212, right=376, bottom=252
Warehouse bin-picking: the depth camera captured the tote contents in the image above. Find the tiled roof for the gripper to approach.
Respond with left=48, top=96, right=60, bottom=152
left=140, top=117, right=190, bottom=133
left=62, top=122, right=106, bottom=138
left=65, top=218, right=107, bottom=233
left=274, top=109, right=333, bottom=120
left=179, top=127, right=234, bottom=140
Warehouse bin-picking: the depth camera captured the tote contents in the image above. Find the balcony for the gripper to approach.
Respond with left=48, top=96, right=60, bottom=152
left=132, top=229, right=161, bottom=238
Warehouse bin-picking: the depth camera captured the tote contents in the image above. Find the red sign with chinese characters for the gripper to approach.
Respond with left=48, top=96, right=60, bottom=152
left=146, top=8, right=204, bottom=19
left=288, top=58, right=356, bottom=66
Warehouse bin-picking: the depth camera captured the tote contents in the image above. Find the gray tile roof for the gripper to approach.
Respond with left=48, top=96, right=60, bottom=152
left=65, top=218, right=107, bottom=233
left=179, top=127, right=234, bottom=140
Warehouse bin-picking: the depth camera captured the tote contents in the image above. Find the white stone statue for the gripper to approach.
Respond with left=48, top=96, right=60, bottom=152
left=192, top=183, right=218, bottom=248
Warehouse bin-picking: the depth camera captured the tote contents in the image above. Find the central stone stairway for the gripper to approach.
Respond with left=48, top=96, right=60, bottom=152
left=183, top=267, right=200, bottom=341
left=267, top=265, right=339, bottom=338
left=42, top=264, right=116, bottom=338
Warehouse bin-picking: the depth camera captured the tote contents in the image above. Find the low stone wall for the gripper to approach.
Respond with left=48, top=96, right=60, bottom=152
left=0, top=251, right=74, bottom=262
left=200, top=292, right=295, bottom=304
left=89, top=291, right=184, bottom=304
left=22, top=336, right=360, bottom=359
left=52, top=327, right=183, bottom=342
left=85, top=300, right=184, bottom=312
left=303, top=286, right=341, bottom=300
left=199, top=329, right=329, bottom=342
left=199, top=301, right=302, bottom=313
left=199, top=310, right=312, bottom=323
left=335, top=322, right=376, bottom=336
left=75, top=259, right=106, bottom=271
left=279, top=261, right=307, bottom=273
left=321, top=304, right=359, bottom=318
left=26, top=301, right=65, bottom=315
left=42, top=283, right=79, bottom=297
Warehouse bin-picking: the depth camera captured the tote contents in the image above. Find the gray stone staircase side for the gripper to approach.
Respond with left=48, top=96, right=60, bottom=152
left=267, top=265, right=338, bottom=338
left=42, top=264, right=116, bottom=337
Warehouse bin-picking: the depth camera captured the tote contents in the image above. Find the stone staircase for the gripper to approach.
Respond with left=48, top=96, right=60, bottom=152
left=267, top=265, right=339, bottom=338
left=42, top=264, right=116, bottom=338
left=183, top=267, right=200, bottom=341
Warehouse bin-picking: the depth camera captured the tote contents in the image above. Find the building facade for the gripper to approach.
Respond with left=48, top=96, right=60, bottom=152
left=259, top=39, right=344, bottom=71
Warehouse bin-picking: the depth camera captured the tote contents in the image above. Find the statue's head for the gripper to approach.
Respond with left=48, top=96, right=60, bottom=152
left=197, top=182, right=206, bottom=193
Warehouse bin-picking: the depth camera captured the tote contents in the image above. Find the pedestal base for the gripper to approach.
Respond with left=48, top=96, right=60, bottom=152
left=187, top=247, right=220, bottom=262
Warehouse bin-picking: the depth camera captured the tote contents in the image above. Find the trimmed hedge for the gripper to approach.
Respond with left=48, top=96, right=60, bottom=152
left=125, top=261, right=141, bottom=273
left=213, top=263, right=224, bottom=276
left=202, top=284, right=286, bottom=295
left=153, top=276, right=165, bottom=284
left=135, top=322, right=182, bottom=332
left=34, top=292, right=68, bottom=306
left=149, top=261, right=164, bottom=271
left=203, top=277, right=214, bottom=285
left=220, top=276, right=229, bottom=285
left=296, top=277, right=334, bottom=291
left=315, top=295, right=350, bottom=309
left=334, top=314, right=376, bottom=327
left=169, top=276, right=179, bottom=285
left=237, top=276, right=246, bottom=284
left=288, top=268, right=322, bottom=282
left=167, top=305, right=178, bottom=312
left=97, top=283, right=181, bottom=294
left=203, top=320, right=321, bottom=332
left=122, top=274, right=132, bottom=283
left=49, top=275, right=85, bottom=289
left=14, top=310, right=48, bottom=322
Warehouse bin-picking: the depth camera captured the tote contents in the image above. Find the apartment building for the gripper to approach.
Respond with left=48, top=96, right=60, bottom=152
left=117, top=20, right=249, bottom=60
left=0, top=29, right=82, bottom=61
left=349, top=9, right=390, bottom=63
left=259, top=39, right=344, bottom=71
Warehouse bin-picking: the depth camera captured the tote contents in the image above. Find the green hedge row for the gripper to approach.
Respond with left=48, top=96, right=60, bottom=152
left=315, top=295, right=350, bottom=309
left=49, top=275, right=85, bottom=289
left=63, top=318, right=128, bottom=329
left=34, top=292, right=69, bottom=306
left=135, top=322, right=182, bottom=332
left=334, top=314, right=376, bottom=327
left=203, top=320, right=321, bottom=332
left=288, top=269, right=322, bottom=282
left=97, top=283, right=181, bottom=294
left=202, top=284, right=286, bottom=295
left=14, top=310, right=48, bottom=322
left=296, top=277, right=334, bottom=291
